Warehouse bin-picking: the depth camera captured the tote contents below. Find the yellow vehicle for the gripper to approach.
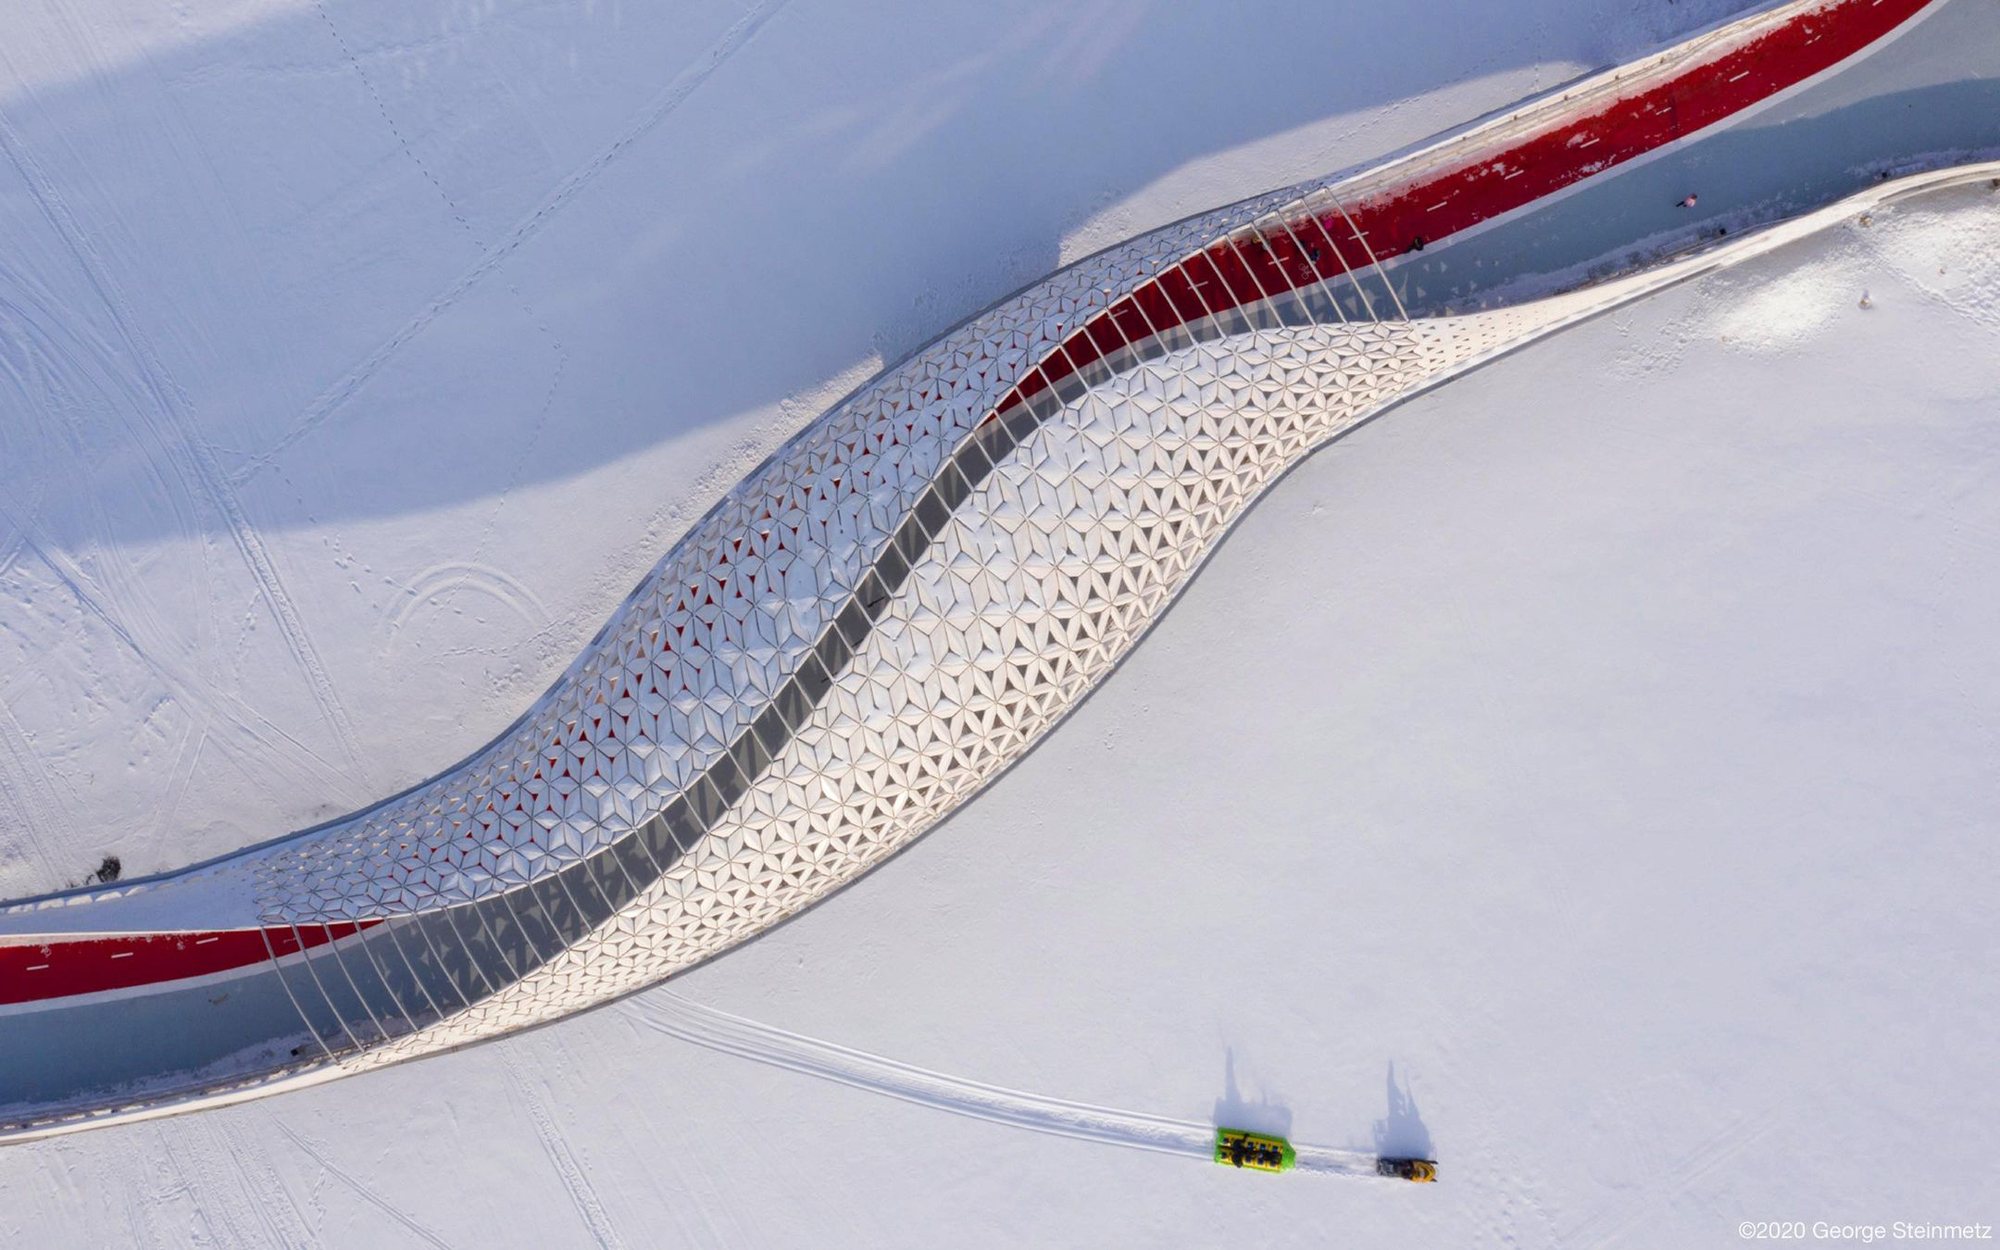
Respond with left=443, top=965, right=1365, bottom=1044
left=1376, top=1156, right=1439, bottom=1183
left=1213, top=1128, right=1295, bottom=1173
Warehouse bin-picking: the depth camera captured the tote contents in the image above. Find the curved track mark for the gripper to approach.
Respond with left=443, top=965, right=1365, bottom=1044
left=626, top=991, right=1382, bottom=1180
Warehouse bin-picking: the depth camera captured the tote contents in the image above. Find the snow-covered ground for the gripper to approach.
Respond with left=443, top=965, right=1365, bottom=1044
left=3, top=0, right=1996, bottom=1245
left=0, top=0, right=1767, bottom=900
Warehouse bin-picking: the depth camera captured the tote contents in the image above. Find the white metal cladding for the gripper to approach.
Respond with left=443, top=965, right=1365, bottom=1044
left=21, top=155, right=2000, bottom=1108
left=298, top=293, right=1600, bottom=1071
left=0, top=139, right=1615, bottom=1077
left=245, top=182, right=1322, bottom=926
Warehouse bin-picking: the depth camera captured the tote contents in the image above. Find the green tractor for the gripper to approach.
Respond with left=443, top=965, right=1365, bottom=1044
left=1212, top=1128, right=1295, bottom=1174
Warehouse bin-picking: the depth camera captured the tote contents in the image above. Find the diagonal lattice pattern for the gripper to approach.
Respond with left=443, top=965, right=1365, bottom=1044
left=0, top=0, right=1946, bottom=1131
left=316, top=297, right=1599, bottom=1066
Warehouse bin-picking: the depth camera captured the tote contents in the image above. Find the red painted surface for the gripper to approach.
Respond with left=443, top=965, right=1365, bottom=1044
left=0, top=0, right=1929, bottom=1011
left=994, top=0, right=1929, bottom=420
left=0, top=921, right=382, bottom=1006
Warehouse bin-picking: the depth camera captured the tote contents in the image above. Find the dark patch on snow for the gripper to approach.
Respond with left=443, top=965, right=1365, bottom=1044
left=1373, top=1062, right=1434, bottom=1161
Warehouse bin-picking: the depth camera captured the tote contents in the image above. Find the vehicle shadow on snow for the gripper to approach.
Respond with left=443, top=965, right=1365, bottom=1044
left=1211, top=1047, right=1292, bottom=1138
left=1373, top=1061, right=1433, bottom=1160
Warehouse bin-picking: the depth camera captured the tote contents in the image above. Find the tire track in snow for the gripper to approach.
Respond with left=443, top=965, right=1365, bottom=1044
left=0, top=506, right=365, bottom=809
left=145, top=1123, right=220, bottom=1244
left=211, top=1119, right=316, bottom=1250
left=625, top=992, right=1383, bottom=1180
left=0, top=259, right=223, bottom=701
left=0, top=521, right=27, bottom=582
left=275, top=1123, right=456, bottom=1250
left=0, top=698, right=75, bottom=898
left=307, top=0, right=480, bottom=240
left=306, top=0, right=575, bottom=428
left=111, top=1140, right=176, bottom=1250
left=599, top=1015, right=756, bottom=1249
left=501, top=1049, right=626, bottom=1250
left=0, top=100, right=375, bottom=792
left=155, top=723, right=208, bottom=846
left=437, top=341, right=572, bottom=625
left=383, top=561, right=553, bottom=647
left=170, top=1120, right=315, bottom=1250
left=231, top=0, right=793, bottom=484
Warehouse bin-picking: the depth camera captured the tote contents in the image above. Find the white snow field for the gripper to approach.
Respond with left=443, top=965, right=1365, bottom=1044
left=2, top=0, right=1997, bottom=1245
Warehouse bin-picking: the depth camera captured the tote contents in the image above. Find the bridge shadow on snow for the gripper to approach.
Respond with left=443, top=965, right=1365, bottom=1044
left=0, top=0, right=1769, bottom=548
